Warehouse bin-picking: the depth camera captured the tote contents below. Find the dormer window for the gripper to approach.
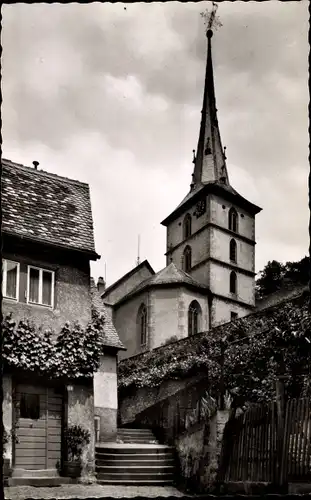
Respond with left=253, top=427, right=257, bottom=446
left=229, top=207, right=238, bottom=233
left=183, top=214, right=192, bottom=239
left=27, top=266, right=55, bottom=307
left=230, top=239, right=237, bottom=263
left=183, top=246, right=192, bottom=273
left=2, top=259, right=20, bottom=300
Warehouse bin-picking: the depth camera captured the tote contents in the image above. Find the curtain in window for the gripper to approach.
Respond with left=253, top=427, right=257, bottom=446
left=29, top=268, right=40, bottom=303
left=6, top=261, right=18, bottom=298
left=42, top=271, right=52, bottom=305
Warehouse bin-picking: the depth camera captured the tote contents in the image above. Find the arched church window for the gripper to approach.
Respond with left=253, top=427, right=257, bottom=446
left=183, top=246, right=192, bottom=273
left=230, top=271, right=237, bottom=294
left=137, top=303, right=147, bottom=347
left=188, top=300, right=202, bottom=336
left=230, top=239, right=237, bottom=262
left=229, top=208, right=238, bottom=233
left=183, top=214, right=192, bottom=239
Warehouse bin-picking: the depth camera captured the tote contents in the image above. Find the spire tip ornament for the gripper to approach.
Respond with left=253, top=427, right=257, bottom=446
left=200, top=2, right=222, bottom=36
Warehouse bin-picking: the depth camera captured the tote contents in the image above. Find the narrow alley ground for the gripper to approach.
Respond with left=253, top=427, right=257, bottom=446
left=4, top=484, right=189, bottom=499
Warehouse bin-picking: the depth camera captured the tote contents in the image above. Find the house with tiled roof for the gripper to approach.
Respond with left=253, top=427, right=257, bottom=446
left=2, top=158, right=124, bottom=485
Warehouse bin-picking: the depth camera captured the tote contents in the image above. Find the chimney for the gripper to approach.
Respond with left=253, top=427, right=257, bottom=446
left=33, top=161, right=39, bottom=170
left=97, top=276, right=106, bottom=295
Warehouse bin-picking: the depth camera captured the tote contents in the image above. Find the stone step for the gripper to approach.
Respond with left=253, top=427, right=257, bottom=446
left=117, top=438, right=158, bottom=444
left=97, top=479, right=174, bottom=486
left=117, top=433, right=156, bottom=439
left=96, top=458, right=175, bottom=467
left=118, top=428, right=155, bottom=433
left=96, top=444, right=174, bottom=455
left=96, top=465, right=175, bottom=474
left=95, top=452, right=174, bottom=461
left=97, top=471, right=174, bottom=481
left=12, top=468, right=59, bottom=478
left=8, top=477, right=76, bottom=487
left=117, top=434, right=156, bottom=439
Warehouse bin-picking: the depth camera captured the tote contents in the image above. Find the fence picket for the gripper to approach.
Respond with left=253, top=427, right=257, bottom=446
left=301, top=398, right=310, bottom=475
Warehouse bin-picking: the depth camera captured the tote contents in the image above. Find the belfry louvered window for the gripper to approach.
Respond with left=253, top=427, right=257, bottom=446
left=229, top=208, right=238, bottom=233
left=230, top=271, right=237, bottom=294
left=230, top=239, right=237, bottom=263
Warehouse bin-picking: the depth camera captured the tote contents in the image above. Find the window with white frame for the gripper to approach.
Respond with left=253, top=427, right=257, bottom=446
left=27, top=266, right=55, bottom=307
left=2, top=259, right=20, bottom=300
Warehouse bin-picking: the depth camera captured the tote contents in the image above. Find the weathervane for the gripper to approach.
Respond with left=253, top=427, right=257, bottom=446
left=200, top=2, right=223, bottom=34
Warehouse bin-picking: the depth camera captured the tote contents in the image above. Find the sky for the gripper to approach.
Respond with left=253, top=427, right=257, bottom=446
left=2, top=1, right=309, bottom=287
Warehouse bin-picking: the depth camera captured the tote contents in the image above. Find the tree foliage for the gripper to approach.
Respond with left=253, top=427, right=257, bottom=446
left=2, top=312, right=106, bottom=380
left=255, top=256, right=310, bottom=299
left=118, top=292, right=311, bottom=407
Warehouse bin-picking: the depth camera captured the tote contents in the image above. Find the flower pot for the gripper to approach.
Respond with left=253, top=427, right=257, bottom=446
left=63, top=460, right=82, bottom=478
left=3, top=458, right=12, bottom=485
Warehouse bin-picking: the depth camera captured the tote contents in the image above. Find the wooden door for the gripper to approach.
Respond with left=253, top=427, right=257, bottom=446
left=15, top=383, right=63, bottom=470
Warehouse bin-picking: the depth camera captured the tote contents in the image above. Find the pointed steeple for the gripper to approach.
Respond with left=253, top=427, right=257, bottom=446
left=192, top=29, right=229, bottom=189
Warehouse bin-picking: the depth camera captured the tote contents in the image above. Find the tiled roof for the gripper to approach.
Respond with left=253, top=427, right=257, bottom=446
left=90, top=278, right=126, bottom=351
left=161, top=180, right=261, bottom=226
left=115, top=262, right=209, bottom=306
left=2, top=158, right=99, bottom=257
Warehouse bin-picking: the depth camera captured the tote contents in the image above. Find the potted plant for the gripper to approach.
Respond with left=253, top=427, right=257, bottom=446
left=63, top=425, right=91, bottom=478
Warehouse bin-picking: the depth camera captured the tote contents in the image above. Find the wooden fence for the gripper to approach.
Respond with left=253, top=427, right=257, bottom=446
left=284, top=397, right=311, bottom=481
left=219, top=397, right=311, bottom=484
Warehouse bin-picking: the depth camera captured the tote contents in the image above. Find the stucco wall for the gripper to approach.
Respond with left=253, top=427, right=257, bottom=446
left=2, top=250, right=92, bottom=333
left=209, top=261, right=254, bottom=306
left=168, top=230, right=209, bottom=271
left=2, top=374, right=13, bottom=462
left=211, top=296, right=253, bottom=326
left=67, top=382, right=95, bottom=476
left=150, top=288, right=179, bottom=348
left=114, top=291, right=150, bottom=360
left=103, top=264, right=154, bottom=305
left=166, top=196, right=209, bottom=250
left=209, top=228, right=254, bottom=273
left=94, top=353, right=118, bottom=442
left=209, top=195, right=255, bottom=241
left=181, top=288, right=209, bottom=335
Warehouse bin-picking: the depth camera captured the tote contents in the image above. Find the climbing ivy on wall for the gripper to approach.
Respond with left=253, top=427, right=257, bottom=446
left=118, top=293, right=311, bottom=406
left=2, top=309, right=106, bottom=380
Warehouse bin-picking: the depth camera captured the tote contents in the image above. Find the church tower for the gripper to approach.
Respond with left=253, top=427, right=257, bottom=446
left=161, top=27, right=262, bottom=327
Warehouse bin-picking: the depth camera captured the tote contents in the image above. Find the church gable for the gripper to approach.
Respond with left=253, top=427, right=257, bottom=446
left=102, top=260, right=155, bottom=305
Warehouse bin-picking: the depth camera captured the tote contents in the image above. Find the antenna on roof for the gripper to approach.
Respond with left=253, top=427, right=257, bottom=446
left=104, top=262, right=107, bottom=283
left=136, top=235, right=141, bottom=266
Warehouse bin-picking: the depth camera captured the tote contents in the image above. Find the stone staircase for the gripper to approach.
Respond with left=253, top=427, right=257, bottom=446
left=95, top=428, right=176, bottom=485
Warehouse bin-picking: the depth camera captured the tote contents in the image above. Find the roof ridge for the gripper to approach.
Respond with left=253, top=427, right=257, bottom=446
left=115, top=263, right=208, bottom=306
left=102, top=260, right=155, bottom=298
left=2, top=158, right=89, bottom=188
